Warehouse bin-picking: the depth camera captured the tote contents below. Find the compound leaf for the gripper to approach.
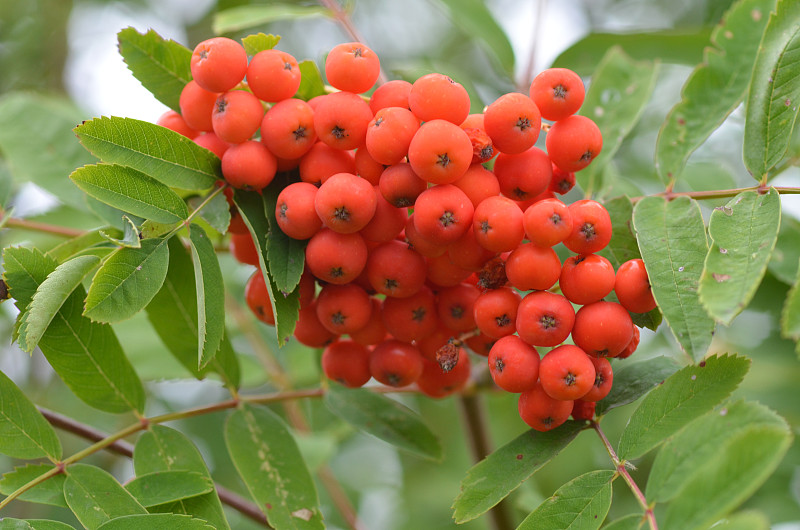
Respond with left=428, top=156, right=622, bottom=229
left=452, top=421, right=584, bottom=523
left=192, top=189, right=230, bottom=235
left=70, top=164, right=189, bottom=224
left=188, top=224, right=225, bottom=369
left=117, top=27, right=192, bottom=112
left=75, top=117, right=220, bottom=191
left=744, top=0, right=800, bottom=179
left=656, top=0, right=774, bottom=182
left=617, top=353, right=750, bottom=460
left=632, top=196, right=715, bottom=362
left=64, top=464, right=147, bottom=530
left=125, top=471, right=213, bottom=507
left=698, top=188, right=780, bottom=325
left=225, top=404, right=324, bottom=529
left=324, top=383, right=441, bottom=460
left=0, top=372, right=61, bottom=460
left=517, top=470, right=615, bottom=530
left=84, top=238, right=170, bottom=323
left=0, top=464, right=67, bottom=508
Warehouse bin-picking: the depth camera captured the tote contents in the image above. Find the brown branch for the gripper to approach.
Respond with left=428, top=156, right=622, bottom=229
left=1, top=216, right=86, bottom=238
left=631, top=185, right=800, bottom=203
left=519, top=0, right=548, bottom=91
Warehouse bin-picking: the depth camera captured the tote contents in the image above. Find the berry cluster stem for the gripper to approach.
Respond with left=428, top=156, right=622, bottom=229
left=592, top=420, right=658, bottom=530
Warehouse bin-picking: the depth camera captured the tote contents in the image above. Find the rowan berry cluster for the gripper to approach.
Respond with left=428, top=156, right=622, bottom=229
left=158, top=36, right=657, bottom=431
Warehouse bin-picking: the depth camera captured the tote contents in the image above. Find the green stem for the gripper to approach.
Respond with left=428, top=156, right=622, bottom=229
left=592, top=421, right=658, bottom=530
left=632, top=185, right=800, bottom=203
left=165, top=184, right=227, bottom=240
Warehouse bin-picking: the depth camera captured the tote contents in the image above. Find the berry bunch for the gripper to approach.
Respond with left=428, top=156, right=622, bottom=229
left=158, top=36, right=657, bottom=429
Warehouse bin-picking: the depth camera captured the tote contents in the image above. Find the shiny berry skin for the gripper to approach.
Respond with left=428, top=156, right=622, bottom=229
left=529, top=68, right=585, bottom=121
left=488, top=335, right=540, bottom=393
left=369, top=339, right=424, bottom=387
left=518, top=381, right=573, bottom=432
left=190, top=37, right=247, bottom=93
left=322, top=339, right=371, bottom=388
left=581, top=356, right=613, bottom=402
left=559, top=254, right=616, bottom=305
left=571, top=301, right=634, bottom=358
left=473, top=287, right=521, bottom=339
left=539, top=344, right=596, bottom=401
left=563, top=199, right=612, bottom=255
left=245, top=270, right=274, bottom=325
left=325, top=42, right=381, bottom=94
left=615, top=259, right=657, bottom=314
left=483, top=92, right=541, bottom=154
left=247, top=49, right=301, bottom=102
left=516, top=290, right=575, bottom=348
left=546, top=115, right=602, bottom=172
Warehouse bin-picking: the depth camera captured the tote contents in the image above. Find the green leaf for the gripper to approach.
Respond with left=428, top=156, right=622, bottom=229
left=661, top=420, right=791, bottom=530
left=0, top=370, right=60, bottom=461
left=144, top=237, right=240, bottom=387
left=191, top=190, right=231, bottom=235
left=262, top=176, right=306, bottom=293
left=74, top=117, right=220, bottom=191
left=18, top=255, right=101, bottom=353
left=64, top=464, right=147, bottom=530
left=435, top=0, right=515, bottom=75
left=698, top=189, right=781, bottom=324
left=781, top=257, right=800, bottom=351
left=125, top=471, right=213, bottom=507
left=744, top=0, right=800, bottom=179
left=632, top=197, right=715, bottom=362
left=0, top=464, right=67, bottom=508
left=517, top=470, right=615, bottom=530
left=324, top=384, right=441, bottom=460
left=225, top=404, right=324, bottom=529
left=3, top=247, right=145, bottom=413
left=96, top=514, right=214, bottom=530
left=595, top=356, right=680, bottom=415
left=233, top=189, right=300, bottom=345
left=578, top=47, right=658, bottom=195
left=117, top=27, right=192, bottom=113
left=630, top=307, right=663, bottom=331
left=134, top=426, right=229, bottom=530
left=452, top=421, right=585, bottom=523
left=0, top=93, right=94, bottom=210
left=647, top=400, right=787, bottom=503
left=295, top=60, right=326, bottom=101
left=704, top=511, right=770, bottom=530
left=769, top=216, right=800, bottom=283
left=140, top=220, right=180, bottom=240
left=617, top=353, right=750, bottom=460
left=552, top=29, right=712, bottom=76
left=656, top=0, right=774, bottom=183
left=47, top=229, right=121, bottom=263
left=601, top=514, right=643, bottom=530
left=599, top=196, right=641, bottom=269
left=241, top=33, right=281, bottom=55
left=84, top=238, right=170, bottom=323
left=100, top=216, right=141, bottom=249
left=0, top=520, right=74, bottom=529
left=188, top=225, right=225, bottom=369
left=213, top=4, right=329, bottom=34
left=70, top=164, right=189, bottom=224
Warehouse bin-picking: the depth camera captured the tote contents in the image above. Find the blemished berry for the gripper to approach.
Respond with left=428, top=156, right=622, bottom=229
left=247, top=49, right=301, bottom=102
left=191, top=37, right=247, bottom=93
left=615, top=258, right=657, bottom=313
left=326, top=42, right=381, bottom=94
left=488, top=335, right=540, bottom=393
left=529, top=68, right=585, bottom=122
left=417, top=352, right=471, bottom=398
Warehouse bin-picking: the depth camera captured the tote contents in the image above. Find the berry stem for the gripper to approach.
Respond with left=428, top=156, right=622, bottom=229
left=632, top=185, right=800, bottom=203
left=592, top=420, right=658, bottom=530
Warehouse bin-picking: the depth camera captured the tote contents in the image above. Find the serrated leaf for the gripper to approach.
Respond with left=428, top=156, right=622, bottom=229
left=64, top=464, right=147, bottom=530
left=632, top=197, right=715, bottom=362
left=0, top=464, right=67, bottom=508
left=125, top=471, right=213, bottom=507
left=452, top=421, right=584, bottom=523
left=647, top=400, right=786, bottom=503
left=0, top=371, right=60, bottom=460
left=698, top=189, right=781, bottom=325
left=74, top=117, right=220, bottom=191
left=436, top=0, right=515, bottom=75
left=599, top=196, right=640, bottom=269
left=96, top=514, right=214, bottom=530
left=0, top=520, right=74, bottom=530
left=578, top=47, right=658, bottom=195
left=70, top=164, right=190, bottom=224
left=656, top=0, right=774, bottom=183
left=188, top=225, right=225, bottom=369
left=262, top=177, right=306, bottom=293
left=47, top=229, right=121, bottom=263
left=0, top=93, right=94, bottom=210
left=213, top=4, right=329, bottom=34
left=661, top=421, right=791, bottom=530
left=744, top=0, right=800, bottom=179
left=242, top=33, right=281, bottom=55
left=630, top=308, right=662, bottom=331
left=117, top=27, right=191, bottom=113
left=324, top=384, right=441, bottom=460
left=517, top=470, right=615, bottom=530
left=769, top=216, right=800, bottom=283
left=233, top=190, right=299, bottom=345
left=225, top=404, right=324, bottom=529
left=84, top=238, right=170, bottom=323
left=18, top=255, right=101, bottom=353
left=601, top=514, right=642, bottom=530
left=100, top=216, right=141, bottom=249
left=3, top=247, right=145, bottom=413
left=295, top=60, right=326, bottom=102
left=191, top=190, right=231, bottom=235
left=552, top=29, right=712, bottom=76
left=617, top=353, right=750, bottom=460
left=595, top=356, right=680, bottom=415
left=140, top=219, right=180, bottom=239
left=134, top=426, right=229, bottom=529
left=144, top=237, right=240, bottom=387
